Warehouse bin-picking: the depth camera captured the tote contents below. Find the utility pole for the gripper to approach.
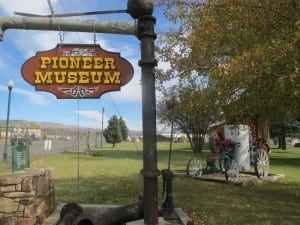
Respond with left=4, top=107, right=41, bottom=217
left=101, top=107, right=104, bottom=148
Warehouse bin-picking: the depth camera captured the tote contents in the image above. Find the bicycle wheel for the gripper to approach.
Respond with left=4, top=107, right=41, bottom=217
left=254, top=149, right=269, bottom=178
left=187, top=158, right=202, bottom=177
left=224, top=159, right=239, bottom=180
left=218, top=158, right=225, bottom=172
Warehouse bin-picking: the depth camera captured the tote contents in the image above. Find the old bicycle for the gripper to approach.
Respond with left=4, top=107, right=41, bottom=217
left=187, top=140, right=240, bottom=180
left=187, top=137, right=270, bottom=180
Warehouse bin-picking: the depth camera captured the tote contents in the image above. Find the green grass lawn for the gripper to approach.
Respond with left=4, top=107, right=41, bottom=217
left=1, top=142, right=300, bottom=225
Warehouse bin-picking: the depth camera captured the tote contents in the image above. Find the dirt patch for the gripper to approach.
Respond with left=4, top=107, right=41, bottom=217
left=174, top=170, right=285, bottom=186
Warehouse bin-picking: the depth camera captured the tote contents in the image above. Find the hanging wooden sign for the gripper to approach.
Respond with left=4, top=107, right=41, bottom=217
left=21, top=44, right=134, bottom=99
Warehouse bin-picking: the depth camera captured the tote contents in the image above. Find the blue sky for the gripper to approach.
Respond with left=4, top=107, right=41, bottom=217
left=0, top=0, right=171, bottom=131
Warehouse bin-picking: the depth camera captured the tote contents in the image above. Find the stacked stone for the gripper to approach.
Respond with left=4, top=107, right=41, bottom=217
left=0, top=168, right=54, bottom=225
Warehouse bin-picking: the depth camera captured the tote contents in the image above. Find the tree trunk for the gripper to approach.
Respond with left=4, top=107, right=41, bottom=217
left=278, top=136, right=282, bottom=149
left=281, top=135, right=286, bottom=150
left=189, top=136, right=204, bottom=153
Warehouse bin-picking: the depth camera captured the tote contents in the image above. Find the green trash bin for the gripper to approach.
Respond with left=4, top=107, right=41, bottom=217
left=12, top=145, right=30, bottom=172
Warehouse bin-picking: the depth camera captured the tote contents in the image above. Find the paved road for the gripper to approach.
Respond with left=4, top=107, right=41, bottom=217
left=0, top=138, right=89, bottom=159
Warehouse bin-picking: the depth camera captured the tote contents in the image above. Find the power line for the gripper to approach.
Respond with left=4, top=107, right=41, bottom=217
left=107, top=93, right=141, bottom=151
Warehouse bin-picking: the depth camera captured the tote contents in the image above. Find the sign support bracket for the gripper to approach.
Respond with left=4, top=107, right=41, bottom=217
left=0, top=16, right=137, bottom=40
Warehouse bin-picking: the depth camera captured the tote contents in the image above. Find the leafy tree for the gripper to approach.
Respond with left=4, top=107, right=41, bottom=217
left=157, top=84, right=220, bottom=152
left=156, top=0, right=300, bottom=126
left=103, top=115, right=122, bottom=147
left=270, top=120, right=300, bottom=150
left=119, top=117, right=129, bottom=141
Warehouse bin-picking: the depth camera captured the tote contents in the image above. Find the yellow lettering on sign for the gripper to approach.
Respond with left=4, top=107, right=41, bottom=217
left=90, top=72, right=103, bottom=84
left=69, top=57, right=80, bottom=69
left=34, top=55, right=123, bottom=86
left=40, top=57, right=51, bottom=69
left=39, top=57, right=116, bottom=70
left=34, top=71, right=122, bottom=85
left=93, top=58, right=104, bottom=69
left=103, top=71, right=121, bottom=84
left=34, top=71, right=53, bottom=84
left=51, top=57, right=59, bottom=69
left=82, top=57, right=92, bottom=69
left=53, top=71, right=66, bottom=84
left=68, top=72, right=77, bottom=84
left=104, top=58, right=116, bottom=69
left=78, top=72, right=90, bottom=84
left=58, top=57, right=69, bottom=69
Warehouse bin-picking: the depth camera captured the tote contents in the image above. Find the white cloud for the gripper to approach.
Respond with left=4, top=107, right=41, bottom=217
left=0, top=0, right=56, bottom=15
left=11, top=30, right=112, bottom=59
left=13, top=87, right=50, bottom=105
left=76, top=110, right=142, bottom=131
left=77, top=110, right=101, bottom=121
left=76, top=110, right=107, bottom=129
left=0, top=84, right=49, bottom=105
left=127, top=120, right=142, bottom=131
left=111, top=62, right=142, bottom=103
left=0, top=84, right=49, bottom=106
left=0, top=0, right=112, bottom=59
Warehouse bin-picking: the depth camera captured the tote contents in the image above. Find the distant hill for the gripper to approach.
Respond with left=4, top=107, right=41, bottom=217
left=0, top=120, right=142, bottom=137
left=38, top=121, right=93, bottom=131
left=38, top=121, right=142, bottom=136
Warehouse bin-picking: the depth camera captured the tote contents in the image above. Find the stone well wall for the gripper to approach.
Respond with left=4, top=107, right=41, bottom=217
left=0, top=168, right=54, bottom=225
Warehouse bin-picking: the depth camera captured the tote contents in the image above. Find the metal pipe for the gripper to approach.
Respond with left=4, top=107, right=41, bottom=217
left=0, top=16, right=137, bottom=40
left=58, top=203, right=83, bottom=225
left=137, top=15, right=159, bottom=225
left=71, top=200, right=144, bottom=225
left=127, top=1, right=159, bottom=224
left=161, top=169, right=176, bottom=219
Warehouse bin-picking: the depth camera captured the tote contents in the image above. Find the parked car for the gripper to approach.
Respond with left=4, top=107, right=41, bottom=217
left=10, top=136, right=32, bottom=146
